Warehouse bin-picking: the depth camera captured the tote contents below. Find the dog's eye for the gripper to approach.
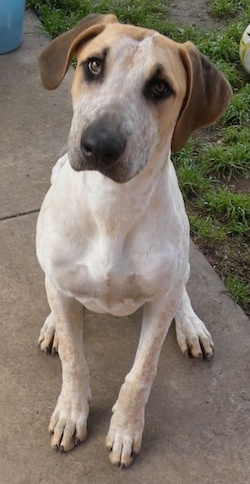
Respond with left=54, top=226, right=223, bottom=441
left=151, top=80, right=170, bottom=98
left=144, top=76, right=173, bottom=102
left=82, top=49, right=109, bottom=82
left=87, top=59, right=102, bottom=76
left=152, top=81, right=168, bottom=94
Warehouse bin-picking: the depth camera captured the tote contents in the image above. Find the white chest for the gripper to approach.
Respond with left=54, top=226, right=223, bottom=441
left=48, top=232, right=184, bottom=316
left=37, top=157, right=189, bottom=316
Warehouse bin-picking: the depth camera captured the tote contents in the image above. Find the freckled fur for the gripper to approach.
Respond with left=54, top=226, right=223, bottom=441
left=36, top=13, right=232, bottom=467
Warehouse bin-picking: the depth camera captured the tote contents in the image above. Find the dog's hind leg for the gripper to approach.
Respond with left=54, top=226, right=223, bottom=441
left=175, top=286, right=214, bottom=359
left=44, top=276, right=91, bottom=452
left=38, top=312, right=59, bottom=355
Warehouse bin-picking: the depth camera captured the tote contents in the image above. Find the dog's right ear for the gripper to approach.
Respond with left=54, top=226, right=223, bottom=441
left=38, top=14, right=118, bottom=90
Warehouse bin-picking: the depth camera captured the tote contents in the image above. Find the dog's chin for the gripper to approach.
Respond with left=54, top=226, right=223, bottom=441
left=69, top=156, right=140, bottom=184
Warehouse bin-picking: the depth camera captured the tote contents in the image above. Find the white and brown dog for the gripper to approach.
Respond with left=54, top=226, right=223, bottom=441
left=37, top=14, right=232, bottom=467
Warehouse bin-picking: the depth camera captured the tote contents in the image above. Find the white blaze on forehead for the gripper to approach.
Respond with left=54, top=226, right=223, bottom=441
left=110, top=32, right=159, bottom=67
left=98, top=33, right=161, bottom=97
left=113, top=31, right=159, bottom=52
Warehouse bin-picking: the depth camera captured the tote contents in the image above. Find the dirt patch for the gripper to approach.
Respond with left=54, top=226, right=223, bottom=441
left=169, top=0, right=226, bottom=29
left=228, top=177, right=250, bottom=195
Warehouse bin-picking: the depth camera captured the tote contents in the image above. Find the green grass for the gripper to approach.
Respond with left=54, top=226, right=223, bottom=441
left=224, top=274, right=250, bottom=306
left=27, top=0, right=250, bottom=313
left=202, top=143, right=250, bottom=180
left=27, top=0, right=168, bottom=37
left=208, top=0, right=244, bottom=18
left=208, top=0, right=250, bottom=21
left=202, top=188, right=250, bottom=232
left=221, top=85, right=250, bottom=125
left=188, top=214, right=227, bottom=240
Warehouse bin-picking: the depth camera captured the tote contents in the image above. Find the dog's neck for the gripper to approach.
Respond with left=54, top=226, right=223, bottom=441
left=66, top=150, right=173, bottom=236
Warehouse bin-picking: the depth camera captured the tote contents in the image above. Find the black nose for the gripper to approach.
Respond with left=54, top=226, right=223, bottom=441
left=81, top=119, right=125, bottom=167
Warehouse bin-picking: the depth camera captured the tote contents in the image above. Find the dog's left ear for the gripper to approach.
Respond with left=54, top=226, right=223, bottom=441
left=171, top=41, right=233, bottom=152
left=38, top=14, right=118, bottom=90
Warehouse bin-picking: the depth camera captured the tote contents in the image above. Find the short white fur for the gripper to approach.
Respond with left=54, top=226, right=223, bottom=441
left=36, top=18, right=229, bottom=468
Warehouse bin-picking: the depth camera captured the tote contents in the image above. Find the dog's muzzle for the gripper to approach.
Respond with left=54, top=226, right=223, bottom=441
left=69, top=115, right=129, bottom=182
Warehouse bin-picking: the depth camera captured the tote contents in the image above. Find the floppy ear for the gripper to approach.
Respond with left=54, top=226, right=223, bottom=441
left=38, top=14, right=118, bottom=90
left=171, top=41, right=233, bottom=152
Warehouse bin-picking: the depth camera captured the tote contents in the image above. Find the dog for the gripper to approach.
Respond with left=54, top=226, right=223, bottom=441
left=36, top=13, right=232, bottom=467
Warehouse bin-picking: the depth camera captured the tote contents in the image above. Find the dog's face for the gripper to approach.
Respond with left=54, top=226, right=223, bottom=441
left=69, top=26, right=187, bottom=183
left=38, top=14, right=232, bottom=183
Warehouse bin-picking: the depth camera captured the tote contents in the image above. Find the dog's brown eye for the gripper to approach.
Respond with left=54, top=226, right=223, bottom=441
left=143, top=75, right=173, bottom=103
left=82, top=49, right=109, bottom=82
left=88, top=59, right=102, bottom=76
left=152, top=81, right=169, bottom=95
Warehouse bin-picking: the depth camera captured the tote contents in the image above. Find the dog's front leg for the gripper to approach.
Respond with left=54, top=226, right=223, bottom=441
left=45, top=277, right=91, bottom=452
left=106, top=289, right=182, bottom=467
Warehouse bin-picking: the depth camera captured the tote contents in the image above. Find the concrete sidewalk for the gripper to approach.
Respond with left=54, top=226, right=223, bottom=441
left=0, top=10, right=249, bottom=484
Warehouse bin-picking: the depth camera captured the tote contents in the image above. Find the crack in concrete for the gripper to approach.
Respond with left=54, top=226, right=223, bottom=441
left=0, top=209, right=40, bottom=222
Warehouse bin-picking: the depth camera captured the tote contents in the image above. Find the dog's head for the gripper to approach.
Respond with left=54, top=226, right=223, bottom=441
left=38, top=14, right=232, bottom=183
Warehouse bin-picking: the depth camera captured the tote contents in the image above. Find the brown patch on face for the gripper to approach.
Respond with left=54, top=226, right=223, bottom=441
left=69, top=30, right=192, bottom=183
left=140, top=36, right=189, bottom=151
left=71, top=24, right=156, bottom=102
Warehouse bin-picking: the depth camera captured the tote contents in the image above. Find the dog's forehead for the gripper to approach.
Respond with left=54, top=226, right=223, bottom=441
left=77, top=23, right=181, bottom=64
left=76, top=24, right=186, bottom=87
left=72, top=25, right=188, bottom=106
left=86, top=22, right=157, bottom=47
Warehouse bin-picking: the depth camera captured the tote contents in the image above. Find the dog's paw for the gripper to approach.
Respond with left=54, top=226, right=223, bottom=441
left=106, top=383, right=145, bottom=467
left=49, top=392, right=90, bottom=452
left=38, top=313, right=58, bottom=355
left=175, top=313, right=214, bottom=359
left=106, top=414, right=143, bottom=467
